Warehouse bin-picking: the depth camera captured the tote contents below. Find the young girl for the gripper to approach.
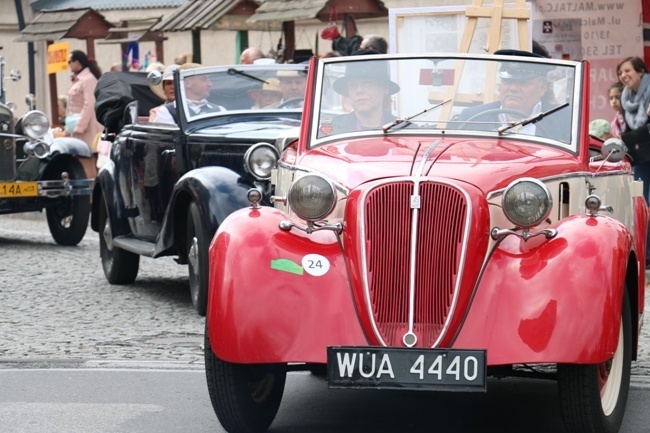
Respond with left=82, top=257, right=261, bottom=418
left=609, top=81, right=625, bottom=137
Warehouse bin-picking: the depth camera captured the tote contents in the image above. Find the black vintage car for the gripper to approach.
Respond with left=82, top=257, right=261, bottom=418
left=0, top=57, right=94, bottom=248
left=91, top=64, right=306, bottom=315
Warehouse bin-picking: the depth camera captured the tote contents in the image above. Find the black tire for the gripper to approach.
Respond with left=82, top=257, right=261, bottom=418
left=205, top=324, right=286, bottom=433
left=45, top=159, right=91, bottom=246
left=187, top=202, right=210, bottom=316
left=98, top=194, right=139, bottom=284
left=557, top=290, right=632, bottom=433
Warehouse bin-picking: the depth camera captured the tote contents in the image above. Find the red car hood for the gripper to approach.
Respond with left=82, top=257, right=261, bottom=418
left=299, top=136, right=579, bottom=192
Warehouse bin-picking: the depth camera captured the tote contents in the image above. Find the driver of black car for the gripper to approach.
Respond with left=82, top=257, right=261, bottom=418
left=269, top=70, right=307, bottom=109
left=153, top=63, right=225, bottom=124
left=458, top=61, right=569, bottom=141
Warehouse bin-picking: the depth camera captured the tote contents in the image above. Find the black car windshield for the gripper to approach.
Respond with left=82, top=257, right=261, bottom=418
left=176, top=64, right=308, bottom=122
left=313, top=54, right=579, bottom=149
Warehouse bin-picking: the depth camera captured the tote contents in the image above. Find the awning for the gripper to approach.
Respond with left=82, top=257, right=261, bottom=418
left=15, top=8, right=112, bottom=42
left=247, top=0, right=388, bottom=23
left=98, top=17, right=167, bottom=44
left=152, top=0, right=264, bottom=32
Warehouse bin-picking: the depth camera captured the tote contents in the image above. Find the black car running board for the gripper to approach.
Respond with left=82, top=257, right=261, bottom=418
left=112, top=236, right=155, bottom=257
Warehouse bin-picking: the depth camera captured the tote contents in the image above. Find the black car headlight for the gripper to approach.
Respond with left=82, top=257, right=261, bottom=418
left=22, top=110, right=50, bottom=139
left=288, top=174, right=336, bottom=221
left=502, top=178, right=552, bottom=228
left=244, top=142, right=279, bottom=180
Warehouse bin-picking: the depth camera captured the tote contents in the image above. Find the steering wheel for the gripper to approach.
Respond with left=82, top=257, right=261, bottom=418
left=276, top=97, right=304, bottom=109
left=458, top=108, right=549, bottom=136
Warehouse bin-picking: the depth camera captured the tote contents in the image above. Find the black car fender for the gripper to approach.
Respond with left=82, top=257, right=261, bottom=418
left=158, top=166, right=254, bottom=255
left=90, top=159, right=130, bottom=237
left=49, top=136, right=93, bottom=158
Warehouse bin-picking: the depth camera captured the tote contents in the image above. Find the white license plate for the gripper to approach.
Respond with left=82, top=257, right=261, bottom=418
left=327, top=346, right=487, bottom=391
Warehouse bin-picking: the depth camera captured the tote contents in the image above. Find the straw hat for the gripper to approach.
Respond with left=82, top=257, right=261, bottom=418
left=150, top=64, right=178, bottom=101
left=248, top=78, right=282, bottom=98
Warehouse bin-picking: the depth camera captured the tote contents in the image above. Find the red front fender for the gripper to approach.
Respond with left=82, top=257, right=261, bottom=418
left=206, top=207, right=367, bottom=363
left=454, top=215, right=632, bottom=365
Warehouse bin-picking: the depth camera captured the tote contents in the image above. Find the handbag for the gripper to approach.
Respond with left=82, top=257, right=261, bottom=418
left=64, top=113, right=80, bottom=133
left=321, top=6, right=341, bottom=41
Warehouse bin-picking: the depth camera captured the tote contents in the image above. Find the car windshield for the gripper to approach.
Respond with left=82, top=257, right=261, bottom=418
left=313, top=54, right=579, bottom=149
left=177, top=64, right=308, bottom=121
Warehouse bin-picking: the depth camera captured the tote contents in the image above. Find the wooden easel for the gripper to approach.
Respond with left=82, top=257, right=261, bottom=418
left=429, top=0, right=531, bottom=114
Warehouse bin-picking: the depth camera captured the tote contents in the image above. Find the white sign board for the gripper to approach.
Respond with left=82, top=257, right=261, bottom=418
left=389, top=5, right=532, bottom=55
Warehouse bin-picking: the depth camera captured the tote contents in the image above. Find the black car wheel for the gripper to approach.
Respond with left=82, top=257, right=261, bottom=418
left=98, top=194, right=139, bottom=284
left=205, top=323, right=286, bottom=433
left=45, top=159, right=90, bottom=246
left=557, top=290, right=631, bottom=433
left=187, top=202, right=210, bottom=316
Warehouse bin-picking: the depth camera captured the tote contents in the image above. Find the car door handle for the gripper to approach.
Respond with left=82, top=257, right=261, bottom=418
left=162, top=149, right=175, bottom=156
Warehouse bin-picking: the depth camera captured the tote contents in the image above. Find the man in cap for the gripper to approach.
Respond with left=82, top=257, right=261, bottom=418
left=153, top=63, right=225, bottom=124
left=329, top=60, right=399, bottom=134
left=458, top=56, right=569, bottom=141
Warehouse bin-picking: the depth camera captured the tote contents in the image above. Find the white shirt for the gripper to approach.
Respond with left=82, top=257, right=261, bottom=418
left=153, top=100, right=226, bottom=124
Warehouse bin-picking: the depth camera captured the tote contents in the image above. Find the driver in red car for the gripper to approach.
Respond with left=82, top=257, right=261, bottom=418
left=458, top=59, right=570, bottom=141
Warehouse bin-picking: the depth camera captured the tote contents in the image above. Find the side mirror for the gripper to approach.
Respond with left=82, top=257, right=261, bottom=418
left=25, top=93, right=35, bottom=110
left=601, top=137, right=626, bottom=163
left=147, top=70, right=162, bottom=86
left=125, top=100, right=139, bottom=125
left=9, top=70, right=21, bottom=82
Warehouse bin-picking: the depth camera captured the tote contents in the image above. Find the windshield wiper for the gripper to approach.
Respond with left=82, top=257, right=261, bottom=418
left=382, top=99, right=452, bottom=133
left=497, top=102, right=569, bottom=135
left=227, top=68, right=268, bottom=84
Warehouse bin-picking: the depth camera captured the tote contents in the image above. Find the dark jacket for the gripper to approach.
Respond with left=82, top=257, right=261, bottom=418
left=458, top=101, right=571, bottom=142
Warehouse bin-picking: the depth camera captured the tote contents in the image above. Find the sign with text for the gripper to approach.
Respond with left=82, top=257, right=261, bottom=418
left=47, top=42, right=69, bottom=75
left=532, top=0, right=642, bottom=120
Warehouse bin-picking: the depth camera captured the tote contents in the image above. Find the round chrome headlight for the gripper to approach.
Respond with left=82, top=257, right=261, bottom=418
left=22, top=110, right=50, bottom=139
left=287, top=174, right=336, bottom=221
left=502, top=178, right=552, bottom=228
left=244, top=142, right=279, bottom=180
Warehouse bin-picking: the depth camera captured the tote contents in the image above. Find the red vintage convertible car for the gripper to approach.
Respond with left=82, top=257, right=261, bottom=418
left=204, top=51, right=647, bottom=433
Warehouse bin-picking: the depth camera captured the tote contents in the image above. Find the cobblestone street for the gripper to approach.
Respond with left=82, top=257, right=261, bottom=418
left=0, top=212, right=649, bottom=378
left=0, top=212, right=204, bottom=368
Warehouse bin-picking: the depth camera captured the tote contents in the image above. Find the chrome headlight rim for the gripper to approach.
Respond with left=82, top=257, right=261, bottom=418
left=22, top=110, right=50, bottom=139
left=501, top=177, right=552, bottom=229
left=287, top=174, right=337, bottom=222
left=243, top=142, right=279, bottom=181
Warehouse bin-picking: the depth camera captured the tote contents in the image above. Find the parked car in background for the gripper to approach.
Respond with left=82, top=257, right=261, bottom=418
left=204, top=52, right=646, bottom=433
left=91, top=64, right=305, bottom=315
left=0, top=57, right=93, bottom=246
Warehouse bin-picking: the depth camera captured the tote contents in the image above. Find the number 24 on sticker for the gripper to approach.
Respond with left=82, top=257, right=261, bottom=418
left=301, top=254, right=330, bottom=277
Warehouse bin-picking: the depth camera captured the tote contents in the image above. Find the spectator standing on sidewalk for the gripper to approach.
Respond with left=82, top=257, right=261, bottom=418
left=608, top=81, right=626, bottom=138
left=66, top=50, right=104, bottom=178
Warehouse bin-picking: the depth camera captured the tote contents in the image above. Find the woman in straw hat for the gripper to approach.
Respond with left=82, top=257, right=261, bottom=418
left=149, top=64, right=178, bottom=122
left=248, top=78, right=282, bottom=109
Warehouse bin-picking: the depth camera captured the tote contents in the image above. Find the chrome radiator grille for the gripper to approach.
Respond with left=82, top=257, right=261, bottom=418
left=363, top=181, right=468, bottom=347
